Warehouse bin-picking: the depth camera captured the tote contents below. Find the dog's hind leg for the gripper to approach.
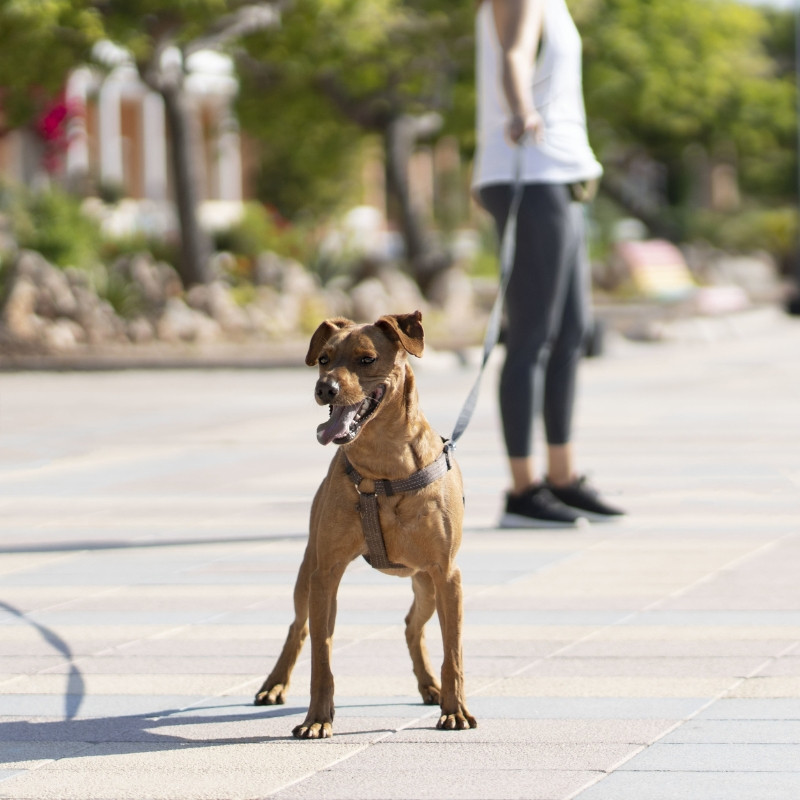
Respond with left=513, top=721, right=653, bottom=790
left=254, top=544, right=313, bottom=706
left=405, top=571, right=442, bottom=705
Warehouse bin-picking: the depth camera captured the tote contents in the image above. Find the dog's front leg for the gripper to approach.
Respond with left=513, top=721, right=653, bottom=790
left=431, top=565, right=477, bottom=730
left=254, top=543, right=314, bottom=706
left=293, top=559, right=348, bottom=739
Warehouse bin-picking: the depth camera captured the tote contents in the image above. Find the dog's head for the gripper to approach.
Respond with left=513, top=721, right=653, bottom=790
left=305, top=311, right=424, bottom=446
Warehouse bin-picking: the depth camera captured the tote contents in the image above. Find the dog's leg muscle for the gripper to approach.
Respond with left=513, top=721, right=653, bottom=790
left=254, top=544, right=313, bottom=706
left=292, top=558, right=348, bottom=739
left=431, top=565, right=477, bottom=730
left=405, top=572, right=441, bottom=705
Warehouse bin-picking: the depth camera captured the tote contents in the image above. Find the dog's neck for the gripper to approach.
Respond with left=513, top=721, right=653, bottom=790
left=341, top=362, right=443, bottom=481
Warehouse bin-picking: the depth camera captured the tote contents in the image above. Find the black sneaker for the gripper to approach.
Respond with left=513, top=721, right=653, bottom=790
left=500, top=485, right=583, bottom=529
left=546, top=476, right=625, bottom=521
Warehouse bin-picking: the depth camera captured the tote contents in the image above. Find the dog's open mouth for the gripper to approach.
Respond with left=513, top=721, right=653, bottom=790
left=316, top=385, right=386, bottom=446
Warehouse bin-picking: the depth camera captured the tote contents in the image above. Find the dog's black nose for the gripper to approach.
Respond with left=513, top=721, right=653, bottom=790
left=316, top=378, right=340, bottom=402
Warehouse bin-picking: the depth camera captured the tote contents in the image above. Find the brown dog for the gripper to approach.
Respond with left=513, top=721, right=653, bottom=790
left=254, top=311, right=476, bottom=738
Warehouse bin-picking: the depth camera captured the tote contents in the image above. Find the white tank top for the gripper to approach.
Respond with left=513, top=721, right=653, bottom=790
left=472, top=0, right=602, bottom=189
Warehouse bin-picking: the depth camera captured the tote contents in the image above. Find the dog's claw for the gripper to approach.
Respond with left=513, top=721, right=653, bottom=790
left=293, top=721, right=332, bottom=739
left=254, top=684, right=287, bottom=706
left=420, top=684, right=441, bottom=705
left=436, top=710, right=477, bottom=731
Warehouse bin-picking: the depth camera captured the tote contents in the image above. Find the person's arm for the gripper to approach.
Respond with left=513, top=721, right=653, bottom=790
left=490, top=0, right=545, bottom=143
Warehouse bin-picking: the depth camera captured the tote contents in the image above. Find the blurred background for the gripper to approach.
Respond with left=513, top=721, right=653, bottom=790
left=0, top=0, right=797, bottom=360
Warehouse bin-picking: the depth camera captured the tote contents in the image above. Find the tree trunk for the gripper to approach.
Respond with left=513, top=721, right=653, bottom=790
left=161, top=84, right=212, bottom=287
left=384, top=115, right=450, bottom=295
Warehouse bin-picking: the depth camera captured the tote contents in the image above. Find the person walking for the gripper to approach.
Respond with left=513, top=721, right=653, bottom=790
left=473, top=0, right=624, bottom=527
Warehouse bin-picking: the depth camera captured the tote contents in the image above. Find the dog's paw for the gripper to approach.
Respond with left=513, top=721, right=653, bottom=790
left=419, top=684, right=441, bottom=705
left=436, top=708, right=477, bottom=731
left=292, top=721, right=333, bottom=739
left=254, top=683, right=287, bottom=706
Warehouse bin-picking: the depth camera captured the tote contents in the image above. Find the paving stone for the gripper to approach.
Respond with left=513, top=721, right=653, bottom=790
left=390, top=718, right=674, bottom=744
left=519, top=656, right=765, bottom=678
left=459, top=697, right=709, bottom=719
left=0, top=741, right=94, bottom=769
left=575, top=771, right=800, bottom=800
left=698, top=699, right=800, bottom=720
left=660, top=719, right=800, bottom=745
left=619, top=742, right=800, bottom=772
left=271, top=768, right=602, bottom=800
left=2, top=309, right=800, bottom=799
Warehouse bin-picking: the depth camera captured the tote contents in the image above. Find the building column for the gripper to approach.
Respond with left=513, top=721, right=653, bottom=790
left=141, top=91, right=167, bottom=202
left=98, top=74, right=124, bottom=190
left=217, top=103, right=242, bottom=203
left=65, top=67, right=92, bottom=192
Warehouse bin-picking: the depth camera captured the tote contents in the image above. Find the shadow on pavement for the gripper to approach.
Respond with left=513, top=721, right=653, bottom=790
left=0, top=705, right=313, bottom=758
left=0, top=533, right=308, bottom=555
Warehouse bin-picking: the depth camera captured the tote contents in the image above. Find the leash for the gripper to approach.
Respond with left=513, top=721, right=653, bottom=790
left=448, top=141, right=525, bottom=448
left=344, top=144, right=525, bottom=571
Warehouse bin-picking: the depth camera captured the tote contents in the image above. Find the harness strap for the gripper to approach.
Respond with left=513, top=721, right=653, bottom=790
left=344, top=445, right=453, bottom=571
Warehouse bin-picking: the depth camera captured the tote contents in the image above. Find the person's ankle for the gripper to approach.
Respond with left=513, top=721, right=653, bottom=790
left=545, top=473, right=577, bottom=489
left=510, top=481, right=541, bottom=497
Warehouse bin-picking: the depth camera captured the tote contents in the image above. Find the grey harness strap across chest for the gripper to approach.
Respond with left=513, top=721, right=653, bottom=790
left=343, top=444, right=453, bottom=570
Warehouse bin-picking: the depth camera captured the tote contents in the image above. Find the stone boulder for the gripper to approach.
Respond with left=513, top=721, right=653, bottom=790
left=349, top=268, right=427, bottom=322
left=156, top=297, right=222, bottom=344
left=186, top=281, right=252, bottom=336
left=111, top=253, right=182, bottom=310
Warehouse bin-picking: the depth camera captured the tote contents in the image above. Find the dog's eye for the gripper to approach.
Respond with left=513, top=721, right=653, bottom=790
left=360, top=356, right=376, bottom=365
left=318, top=355, right=329, bottom=366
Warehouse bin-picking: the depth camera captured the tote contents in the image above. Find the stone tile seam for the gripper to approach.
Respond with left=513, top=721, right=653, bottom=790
left=557, top=528, right=800, bottom=659
left=0, top=739, right=100, bottom=791
left=260, top=708, right=444, bottom=798
left=0, top=551, right=78, bottom=581
left=15, top=528, right=795, bottom=727
left=5, top=523, right=797, bottom=795
left=462, top=529, right=790, bottom=697
left=564, top=639, right=800, bottom=800
left=160, top=537, right=624, bottom=796
left=462, top=526, right=663, bottom=698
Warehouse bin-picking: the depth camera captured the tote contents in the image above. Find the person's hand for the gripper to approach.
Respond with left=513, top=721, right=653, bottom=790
left=507, top=109, right=544, bottom=145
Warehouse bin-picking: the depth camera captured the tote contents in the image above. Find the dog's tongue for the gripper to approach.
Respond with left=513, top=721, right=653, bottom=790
left=316, top=402, right=361, bottom=446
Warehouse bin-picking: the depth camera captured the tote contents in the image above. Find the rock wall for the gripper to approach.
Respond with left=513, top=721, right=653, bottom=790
left=0, top=249, right=486, bottom=356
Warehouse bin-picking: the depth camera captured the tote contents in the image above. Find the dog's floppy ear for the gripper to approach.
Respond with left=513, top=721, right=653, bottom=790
left=375, top=311, right=424, bottom=358
left=305, top=317, right=354, bottom=366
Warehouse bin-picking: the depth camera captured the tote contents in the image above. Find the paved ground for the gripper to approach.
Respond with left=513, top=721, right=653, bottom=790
left=1, top=306, right=800, bottom=800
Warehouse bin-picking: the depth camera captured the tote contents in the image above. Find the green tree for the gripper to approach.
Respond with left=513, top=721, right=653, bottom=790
left=0, top=1, right=279, bottom=288
left=575, top=0, right=796, bottom=234
left=0, top=1, right=101, bottom=134
left=236, top=52, right=365, bottom=222
left=93, top=1, right=279, bottom=287
left=238, top=0, right=475, bottom=292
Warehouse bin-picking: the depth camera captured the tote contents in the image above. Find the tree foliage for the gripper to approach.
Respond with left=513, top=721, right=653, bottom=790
left=0, top=0, right=795, bottom=267
left=0, top=0, right=101, bottom=132
left=576, top=0, right=796, bottom=200
left=236, top=0, right=474, bottom=288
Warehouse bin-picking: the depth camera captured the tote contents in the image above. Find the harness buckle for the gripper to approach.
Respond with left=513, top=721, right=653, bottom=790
left=443, top=440, right=454, bottom=470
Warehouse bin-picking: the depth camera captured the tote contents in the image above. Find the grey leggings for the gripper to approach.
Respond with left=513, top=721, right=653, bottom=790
left=479, top=182, right=591, bottom=458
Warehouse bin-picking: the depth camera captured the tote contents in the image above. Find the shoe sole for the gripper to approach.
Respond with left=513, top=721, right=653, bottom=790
left=499, top=512, right=582, bottom=530
left=561, top=508, right=625, bottom=523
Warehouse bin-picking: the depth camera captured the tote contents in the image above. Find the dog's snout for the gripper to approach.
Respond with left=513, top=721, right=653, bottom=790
left=315, top=377, right=340, bottom=403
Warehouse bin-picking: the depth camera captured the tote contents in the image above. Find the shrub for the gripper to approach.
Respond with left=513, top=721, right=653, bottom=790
left=101, top=270, right=146, bottom=320
left=213, top=201, right=324, bottom=281
left=689, top=206, right=798, bottom=274
left=9, top=185, right=103, bottom=271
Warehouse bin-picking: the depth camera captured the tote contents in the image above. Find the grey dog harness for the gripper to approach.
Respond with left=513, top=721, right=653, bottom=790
left=343, top=445, right=453, bottom=571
